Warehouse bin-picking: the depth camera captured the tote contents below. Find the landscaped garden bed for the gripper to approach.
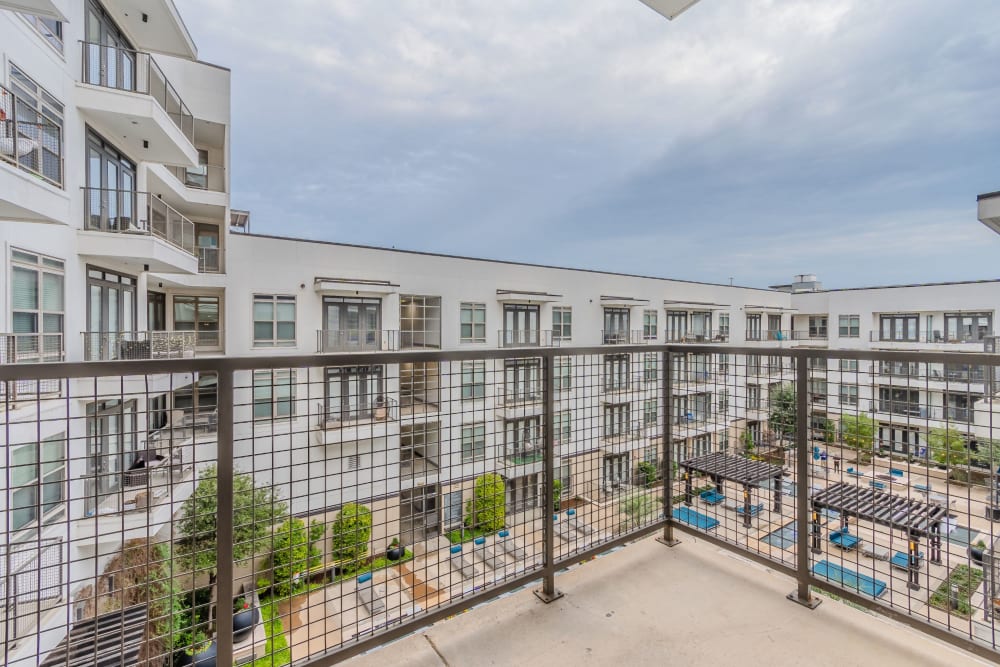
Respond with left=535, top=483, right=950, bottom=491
left=929, top=564, right=984, bottom=618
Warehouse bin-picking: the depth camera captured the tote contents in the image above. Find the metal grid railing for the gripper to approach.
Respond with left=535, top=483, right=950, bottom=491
left=81, top=331, right=197, bottom=361
left=1, top=345, right=1000, bottom=665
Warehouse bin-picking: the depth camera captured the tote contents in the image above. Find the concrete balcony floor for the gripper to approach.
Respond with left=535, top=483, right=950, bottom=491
left=344, top=534, right=987, bottom=667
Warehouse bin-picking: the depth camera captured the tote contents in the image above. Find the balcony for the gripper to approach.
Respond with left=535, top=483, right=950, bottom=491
left=198, top=246, right=222, bottom=273
left=0, top=0, right=66, bottom=20
left=81, top=330, right=197, bottom=361
left=791, top=330, right=828, bottom=342
left=77, top=43, right=197, bottom=167
left=94, top=0, right=197, bottom=59
left=602, top=330, right=645, bottom=345
left=315, top=398, right=399, bottom=443
left=317, top=330, right=400, bottom=353
left=0, top=82, right=68, bottom=224
left=78, top=188, right=198, bottom=273
left=499, top=443, right=544, bottom=467
left=498, top=329, right=554, bottom=348
left=870, top=330, right=994, bottom=346
left=146, top=162, right=228, bottom=222
left=0, top=333, right=63, bottom=400
left=978, top=190, right=1000, bottom=234
left=666, top=330, right=729, bottom=343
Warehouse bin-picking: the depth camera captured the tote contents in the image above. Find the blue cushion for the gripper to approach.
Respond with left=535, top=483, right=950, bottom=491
left=553, top=514, right=559, bottom=521
left=498, top=530, right=510, bottom=538
left=449, top=545, right=463, bottom=554
left=890, top=468, right=904, bottom=477
left=474, top=537, right=486, bottom=545
left=567, top=509, right=576, bottom=516
left=357, top=572, right=372, bottom=584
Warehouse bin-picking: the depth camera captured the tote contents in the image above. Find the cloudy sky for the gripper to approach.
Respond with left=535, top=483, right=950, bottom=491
left=177, top=0, right=1000, bottom=289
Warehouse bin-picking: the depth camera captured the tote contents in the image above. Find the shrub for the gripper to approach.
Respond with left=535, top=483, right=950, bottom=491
left=552, top=479, right=563, bottom=510
left=271, top=518, right=314, bottom=597
left=466, top=473, right=506, bottom=532
left=331, top=503, right=372, bottom=571
left=637, top=461, right=657, bottom=488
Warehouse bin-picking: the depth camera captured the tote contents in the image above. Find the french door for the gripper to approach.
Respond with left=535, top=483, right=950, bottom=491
left=503, top=304, right=539, bottom=346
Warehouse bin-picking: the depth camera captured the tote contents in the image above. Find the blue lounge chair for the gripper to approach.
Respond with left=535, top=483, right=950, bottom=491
left=890, top=468, right=904, bottom=477
left=672, top=506, right=719, bottom=530
left=846, top=468, right=863, bottom=477
left=700, top=490, right=725, bottom=505
left=914, top=483, right=931, bottom=492
left=890, top=551, right=924, bottom=570
left=812, top=560, right=886, bottom=598
left=869, top=481, right=886, bottom=490
left=736, top=503, right=765, bottom=517
left=829, top=530, right=861, bottom=550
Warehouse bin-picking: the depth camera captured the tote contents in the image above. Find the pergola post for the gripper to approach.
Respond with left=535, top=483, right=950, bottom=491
left=810, top=504, right=822, bottom=554
left=684, top=470, right=693, bottom=506
left=930, top=523, right=942, bottom=564
left=742, top=485, right=752, bottom=528
left=773, top=472, right=783, bottom=514
left=908, top=534, right=921, bottom=591
left=715, top=475, right=723, bottom=494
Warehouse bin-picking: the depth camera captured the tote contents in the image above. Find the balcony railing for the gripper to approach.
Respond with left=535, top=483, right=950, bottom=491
left=666, top=330, right=729, bottom=343
left=168, top=163, right=226, bottom=192
left=870, top=330, right=995, bottom=344
left=0, top=333, right=63, bottom=399
left=791, top=330, right=828, bottom=341
left=80, top=42, right=194, bottom=142
left=82, top=331, right=197, bottom=361
left=602, top=330, right=645, bottom=345
left=83, top=188, right=196, bottom=255
left=498, top=329, right=554, bottom=348
left=3, top=345, right=1000, bottom=666
left=316, top=329, right=400, bottom=353
left=0, top=82, right=63, bottom=187
left=198, top=246, right=222, bottom=273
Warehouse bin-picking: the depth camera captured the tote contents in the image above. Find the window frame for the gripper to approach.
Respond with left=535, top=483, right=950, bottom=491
left=552, top=306, right=572, bottom=342
left=10, top=248, right=64, bottom=361
left=253, top=369, right=296, bottom=420
left=838, top=314, right=860, bottom=338
left=253, top=294, right=297, bottom=347
left=642, top=310, right=658, bottom=340
left=461, top=423, right=486, bottom=462
left=460, top=302, right=487, bottom=343
left=9, top=434, right=66, bottom=537
left=554, top=357, right=573, bottom=392
left=461, top=360, right=485, bottom=401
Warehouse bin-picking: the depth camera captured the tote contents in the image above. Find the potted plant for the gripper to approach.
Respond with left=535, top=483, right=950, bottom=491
left=386, top=537, right=404, bottom=561
left=176, top=635, right=216, bottom=667
left=374, top=395, right=387, bottom=421
left=232, top=596, right=257, bottom=643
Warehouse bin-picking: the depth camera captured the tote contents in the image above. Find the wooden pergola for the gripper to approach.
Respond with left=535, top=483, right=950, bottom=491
left=679, top=452, right=786, bottom=527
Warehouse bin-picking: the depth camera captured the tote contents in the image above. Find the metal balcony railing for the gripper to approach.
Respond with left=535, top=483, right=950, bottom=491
left=791, top=330, right=828, bottom=340
left=602, top=330, right=645, bottom=345
left=497, top=329, right=554, bottom=348
left=198, top=246, right=222, bottom=273
left=80, top=42, right=194, bottom=143
left=168, top=163, right=226, bottom=192
left=81, top=331, right=197, bottom=361
left=666, top=330, right=729, bottom=343
left=0, top=82, right=63, bottom=187
left=870, top=330, right=995, bottom=344
left=3, top=345, right=1000, bottom=666
left=82, top=188, right=197, bottom=255
left=316, top=329, right=400, bottom=353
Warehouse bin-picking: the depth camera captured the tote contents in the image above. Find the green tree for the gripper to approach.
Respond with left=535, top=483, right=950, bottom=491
left=637, top=461, right=657, bottom=488
left=466, top=473, right=506, bottom=532
left=271, top=518, right=320, bottom=597
left=929, top=427, right=968, bottom=468
left=308, top=520, right=326, bottom=570
left=840, top=414, right=875, bottom=452
left=552, top=479, right=563, bottom=511
left=619, top=493, right=657, bottom=530
left=741, top=429, right=755, bottom=456
left=176, top=465, right=287, bottom=587
left=768, top=384, right=796, bottom=440
left=331, top=503, right=372, bottom=571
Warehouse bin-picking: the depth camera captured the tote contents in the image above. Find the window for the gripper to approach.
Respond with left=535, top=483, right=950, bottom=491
left=554, top=410, right=572, bottom=444
left=552, top=307, right=572, bottom=341
left=8, top=64, right=63, bottom=184
left=747, top=354, right=761, bottom=376
left=747, top=384, right=760, bottom=410
left=879, top=425, right=922, bottom=456
left=186, top=149, right=209, bottom=189
left=325, top=366, right=382, bottom=421
left=400, top=295, right=442, bottom=349
left=19, top=15, right=63, bottom=51
left=254, top=370, right=295, bottom=419
left=839, top=358, right=858, bottom=372
left=944, top=312, right=992, bottom=343
left=460, top=303, right=486, bottom=342
left=321, top=296, right=381, bottom=351
left=808, top=316, right=828, bottom=338
left=642, top=446, right=659, bottom=465
left=173, top=295, right=220, bottom=347
left=745, top=314, right=762, bottom=340
left=9, top=434, right=65, bottom=535
left=556, top=464, right=572, bottom=497
left=643, top=399, right=658, bottom=426
left=718, top=389, right=729, bottom=413
left=692, top=435, right=711, bottom=458
left=461, top=424, right=486, bottom=462
left=839, top=385, right=858, bottom=406
left=603, top=307, right=630, bottom=343
left=944, top=393, right=977, bottom=422
left=719, top=313, right=730, bottom=338
left=148, top=291, right=166, bottom=331
left=643, top=353, right=658, bottom=382
left=643, top=310, right=658, bottom=340
left=461, top=361, right=485, bottom=400
left=603, top=403, right=630, bottom=438
left=879, top=314, right=918, bottom=342
left=806, top=356, right=825, bottom=371
left=555, top=357, right=573, bottom=391
left=253, top=295, right=296, bottom=347
left=878, top=388, right=921, bottom=416
left=839, top=315, right=860, bottom=338
left=769, top=355, right=784, bottom=374
left=505, top=418, right=541, bottom=460
left=808, top=380, right=827, bottom=403
left=85, top=131, right=137, bottom=231
left=504, top=359, right=541, bottom=403
left=443, top=491, right=464, bottom=529
left=666, top=311, right=687, bottom=341
left=603, top=354, right=630, bottom=391
left=10, top=248, right=64, bottom=362
left=718, top=354, right=729, bottom=376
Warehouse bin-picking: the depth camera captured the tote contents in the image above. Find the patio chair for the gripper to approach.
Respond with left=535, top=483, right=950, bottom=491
left=356, top=572, right=386, bottom=616
left=829, top=529, right=861, bottom=551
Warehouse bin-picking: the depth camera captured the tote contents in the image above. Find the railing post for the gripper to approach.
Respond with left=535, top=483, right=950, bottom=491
left=215, top=369, right=236, bottom=661
left=658, top=347, right=680, bottom=547
left=788, top=351, right=820, bottom=609
left=534, top=352, right=563, bottom=603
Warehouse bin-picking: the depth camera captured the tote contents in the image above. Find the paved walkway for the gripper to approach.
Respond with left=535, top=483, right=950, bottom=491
left=341, top=533, right=991, bottom=667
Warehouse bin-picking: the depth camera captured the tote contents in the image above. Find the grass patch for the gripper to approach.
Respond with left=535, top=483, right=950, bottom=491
left=929, top=565, right=984, bottom=618
left=672, top=484, right=715, bottom=505
left=251, top=601, right=291, bottom=667
left=446, top=527, right=496, bottom=544
left=332, top=549, right=414, bottom=583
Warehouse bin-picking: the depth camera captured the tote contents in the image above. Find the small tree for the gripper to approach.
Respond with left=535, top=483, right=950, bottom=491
left=466, top=473, right=506, bottom=532
left=637, top=461, right=657, bottom=488
left=271, top=518, right=314, bottom=597
left=331, top=503, right=372, bottom=571
left=552, top=479, right=563, bottom=511
left=741, top=430, right=755, bottom=456
left=768, top=384, right=796, bottom=440
left=840, top=415, right=875, bottom=452
left=308, top=520, right=325, bottom=570
left=176, top=465, right=287, bottom=587
left=619, top=493, right=657, bottom=530
left=929, top=427, right=967, bottom=468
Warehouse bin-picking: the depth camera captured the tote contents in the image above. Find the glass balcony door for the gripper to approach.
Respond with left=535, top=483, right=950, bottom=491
left=326, top=366, right=383, bottom=421
left=323, top=297, right=381, bottom=351
left=503, top=304, right=539, bottom=345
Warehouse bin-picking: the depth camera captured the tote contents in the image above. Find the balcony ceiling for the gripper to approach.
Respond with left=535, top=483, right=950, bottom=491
left=636, top=0, right=703, bottom=20
left=978, top=191, right=1000, bottom=235
left=314, top=277, right=399, bottom=294
left=0, top=0, right=67, bottom=20
left=146, top=163, right=226, bottom=221
left=102, top=0, right=197, bottom=60
left=76, top=84, right=198, bottom=168
left=0, top=163, right=70, bottom=224
left=77, top=230, right=199, bottom=275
